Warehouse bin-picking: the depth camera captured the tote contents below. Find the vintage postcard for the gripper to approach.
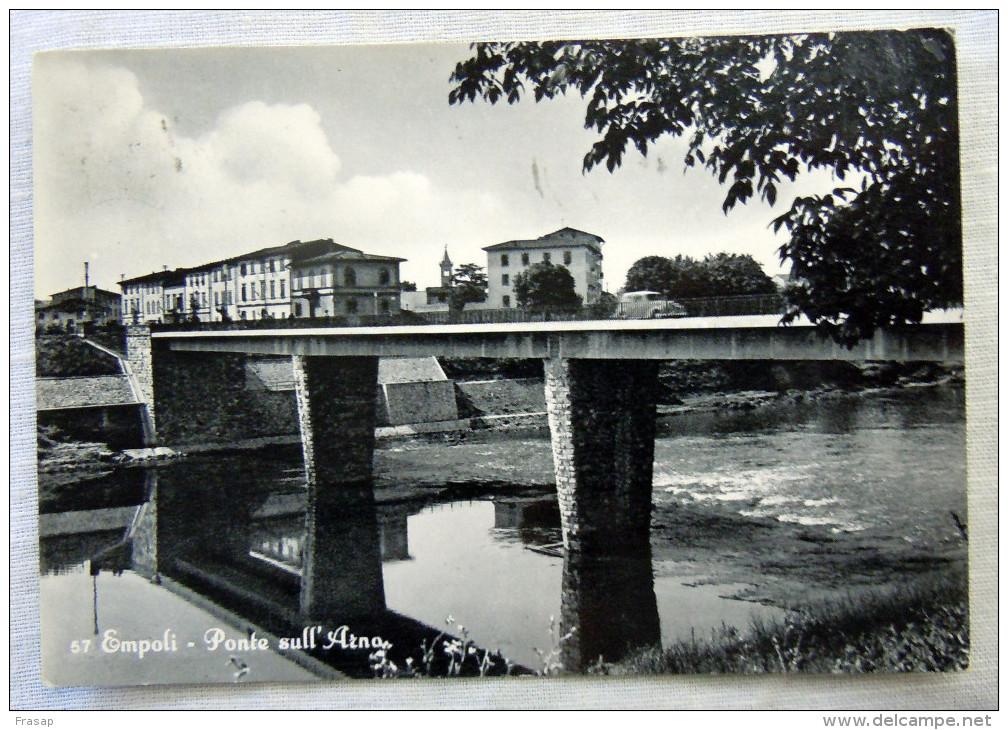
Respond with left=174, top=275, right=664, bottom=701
left=19, top=11, right=996, bottom=709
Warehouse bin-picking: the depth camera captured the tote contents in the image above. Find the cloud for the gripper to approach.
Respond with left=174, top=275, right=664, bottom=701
left=33, top=58, right=504, bottom=295
left=187, top=101, right=341, bottom=195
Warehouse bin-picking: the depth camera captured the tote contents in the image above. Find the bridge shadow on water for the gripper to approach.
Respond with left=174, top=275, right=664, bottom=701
left=89, top=458, right=662, bottom=677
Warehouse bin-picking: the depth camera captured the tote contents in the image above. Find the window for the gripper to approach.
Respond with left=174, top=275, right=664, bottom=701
left=344, top=267, right=357, bottom=287
left=501, top=254, right=509, bottom=266
left=502, top=274, right=509, bottom=286
left=202, top=292, right=207, bottom=305
left=240, top=263, right=247, bottom=276
left=543, top=252, right=551, bottom=263
left=521, top=252, right=529, bottom=265
left=293, top=302, right=302, bottom=317
left=240, top=311, right=247, bottom=320
left=214, top=292, right=220, bottom=306
left=241, top=284, right=247, bottom=302
left=270, top=281, right=275, bottom=299
left=564, top=250, right=572, bottom=265
left=345, top=298, right=358, bottom=314
left=379, top=268, right=390, bottom=285
left=279, top=280, right=285, bottom=298
left=320, top=270, right=327, bottom=287
left=269, top=260, right=275, bottom=273
left=502, top=295, right=511, bottom=307
left=380, top=299, right=390, bottom=314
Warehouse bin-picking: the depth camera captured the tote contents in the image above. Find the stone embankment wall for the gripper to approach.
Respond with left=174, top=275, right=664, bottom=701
left=37, top=403, right=146, bottom=449
left=150, top=343, right=300, bottom=448
left=36, top=333, right=149, bottom=448
left=245, top=355, right=460, bottom=427
left=128, top=327, right=462, bottom=447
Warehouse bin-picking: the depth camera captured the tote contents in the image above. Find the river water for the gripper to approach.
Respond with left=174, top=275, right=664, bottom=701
left=39, top=385, right=967, bottom=683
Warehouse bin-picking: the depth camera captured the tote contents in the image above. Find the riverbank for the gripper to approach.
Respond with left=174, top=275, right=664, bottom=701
left=34, top=370, right=962, bottom=480
left=594, top=567, right=969, bottom=674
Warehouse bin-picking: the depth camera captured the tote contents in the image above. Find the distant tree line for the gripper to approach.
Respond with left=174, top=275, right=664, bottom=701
left=624, top=253, right=777, bottom=299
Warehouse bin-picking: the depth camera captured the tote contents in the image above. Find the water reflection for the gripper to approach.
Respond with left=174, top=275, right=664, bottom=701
left=560, top=550, right=661, bottom=671
left=299, top=480, right=385, bottom=621
left=59, top=467, right=674, bottom=673
left=38, top=460, right=795, bottom=676
left=42, top=387, right=963, bottom=677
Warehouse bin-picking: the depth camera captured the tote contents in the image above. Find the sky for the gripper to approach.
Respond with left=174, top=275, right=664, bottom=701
left=33, top=41, right=834, bottom=298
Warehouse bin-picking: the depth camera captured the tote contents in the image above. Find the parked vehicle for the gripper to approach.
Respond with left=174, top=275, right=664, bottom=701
left=615, top=291, right=688, bottom=319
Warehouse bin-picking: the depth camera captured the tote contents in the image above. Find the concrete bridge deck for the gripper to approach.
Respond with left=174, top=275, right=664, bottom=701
left=154, top=310, right=964, bottom=363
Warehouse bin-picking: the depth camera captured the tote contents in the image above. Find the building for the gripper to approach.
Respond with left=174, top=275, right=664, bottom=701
left=36, top=284, right=121, bottom=333
left=121, top=269, right=177, bottom=324
left=482, top=227, right=604, bottom=309
left=289, top=247, right=404, bottom=318
left=400, top=247, right=453, bottom=313
left=119, top=238, right=405, bottom=324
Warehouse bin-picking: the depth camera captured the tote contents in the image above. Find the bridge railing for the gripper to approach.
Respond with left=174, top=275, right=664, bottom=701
left=150, top=293, right=791, bottom=332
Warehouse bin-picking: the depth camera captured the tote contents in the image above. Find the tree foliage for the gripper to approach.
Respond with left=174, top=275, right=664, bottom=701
left=584, top=290, right=618, bottom=319
left=698, top=253, right=778, bottom=298
left=449, top=30, right=961, bottom=344
left=450, top=263, right=488, bottom=310
left=626, top=253, right=777, bottom=299
left=513, top=262, right=583, bottom=311
left=625, top=255, right=704, bottom=298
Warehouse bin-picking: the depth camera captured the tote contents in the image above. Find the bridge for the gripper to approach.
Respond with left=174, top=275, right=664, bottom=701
left=125, top=311, right=964, bottom=668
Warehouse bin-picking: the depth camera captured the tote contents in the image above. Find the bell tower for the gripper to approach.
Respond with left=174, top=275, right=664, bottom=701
left=440, top=247, right=453, bottom=288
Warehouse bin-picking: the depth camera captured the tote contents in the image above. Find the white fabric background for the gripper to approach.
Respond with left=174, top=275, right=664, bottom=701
left=9, top=10, right=998, bottom=710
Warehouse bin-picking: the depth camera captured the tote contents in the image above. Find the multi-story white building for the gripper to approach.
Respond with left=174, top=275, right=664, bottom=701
left=120, top=270, right=170, bottom=324
left=119, top=238, right=405, bottom=324
left=482, top=227, right=604, bottom=309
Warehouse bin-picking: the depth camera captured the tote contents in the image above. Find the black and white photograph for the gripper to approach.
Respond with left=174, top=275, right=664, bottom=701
left=11, top=10, right=997, bottom=711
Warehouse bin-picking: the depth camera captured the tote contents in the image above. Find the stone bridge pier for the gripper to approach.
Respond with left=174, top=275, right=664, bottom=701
left=544, top=357, right=660, bottom=556
left=292, top=355, right=386, bottom=622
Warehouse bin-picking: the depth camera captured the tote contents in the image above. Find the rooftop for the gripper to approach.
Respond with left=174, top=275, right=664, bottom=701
left=297, top=250, right=406, bottom=266
left=119, top=238, right=398, bottom=288
left=483, top=227, right=604, bottom=254
left=41, top=285, right=121, bottom=307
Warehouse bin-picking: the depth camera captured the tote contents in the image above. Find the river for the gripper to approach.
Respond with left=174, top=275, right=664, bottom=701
left=38, top=385, right=967, bottom=683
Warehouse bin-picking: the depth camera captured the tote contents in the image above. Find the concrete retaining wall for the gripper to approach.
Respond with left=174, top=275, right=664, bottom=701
left=380, top=380, right=458, bottom=426
left=455, top=378, right=546, bottom=417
